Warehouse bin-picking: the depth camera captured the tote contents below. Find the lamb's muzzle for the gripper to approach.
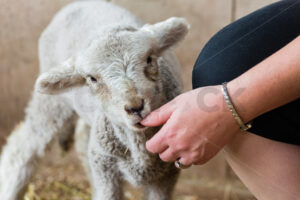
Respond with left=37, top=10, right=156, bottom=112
left=124, top=98, right=144, bottom=115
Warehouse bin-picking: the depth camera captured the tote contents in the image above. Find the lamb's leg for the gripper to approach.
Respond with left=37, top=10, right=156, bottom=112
left=88, top=130, right=123, bottom=200
left=0, top=93, right=75, bottom=200
left=89, top=155, right=123, bottom=200
left=57, top=117, right=76, bottom=152
left=74, top=119, right=92, bottom=182
left=145, top=166, right=179, bottom=200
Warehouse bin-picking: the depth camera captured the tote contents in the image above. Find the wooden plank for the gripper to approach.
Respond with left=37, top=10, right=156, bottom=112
left=0, top=0, right=73, bottom=138
left=235, top=0, right=278, bottom=19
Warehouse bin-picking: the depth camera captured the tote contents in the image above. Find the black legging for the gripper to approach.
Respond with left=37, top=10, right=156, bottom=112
left=192, top=0, right=300, bottom=145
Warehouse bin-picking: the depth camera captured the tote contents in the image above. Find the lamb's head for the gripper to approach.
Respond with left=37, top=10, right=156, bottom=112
left=35, top=17, right=189, bottom=131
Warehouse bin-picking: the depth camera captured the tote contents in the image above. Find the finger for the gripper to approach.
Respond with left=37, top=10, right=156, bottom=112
left=141, top=101, right=175, bottom=127
left=146, top=128, right=169, bottom=153
left=178, top=157, right=193, bottom=167
left=186, top=153, right=205, bottom=166
left=193, top=153, right=209, bottom=165
left=193, top=141, right=216, bottom=165
left=159, top=148, right=178, bottom=162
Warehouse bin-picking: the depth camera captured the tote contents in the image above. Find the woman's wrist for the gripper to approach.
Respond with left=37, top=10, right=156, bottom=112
left=226, top=79, right=257, bottom=124
left=221, top=82, right=252, bottom=131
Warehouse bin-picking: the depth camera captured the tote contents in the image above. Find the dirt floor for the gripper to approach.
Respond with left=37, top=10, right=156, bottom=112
left=22, top=142, right=256, bottom=200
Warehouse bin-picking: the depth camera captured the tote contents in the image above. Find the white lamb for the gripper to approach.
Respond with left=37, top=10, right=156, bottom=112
left=0, top=1, right=189, bottom=199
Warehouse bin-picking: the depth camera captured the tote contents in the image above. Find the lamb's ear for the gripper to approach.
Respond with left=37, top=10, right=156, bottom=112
left=35, top=60, right=85, bottom=94
left=142, top=17, right=189, bottom=52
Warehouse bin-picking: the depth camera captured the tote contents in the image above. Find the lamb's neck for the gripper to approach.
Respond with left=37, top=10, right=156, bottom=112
left=112, top=124, right=159, bottom=162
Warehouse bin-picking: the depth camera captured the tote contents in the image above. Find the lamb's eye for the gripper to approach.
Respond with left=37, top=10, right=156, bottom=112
left=144, top=63, right=158, bottom=81
left=88, top=75, right=97, bottom=82
left=147, top=56, right=152, bottom=64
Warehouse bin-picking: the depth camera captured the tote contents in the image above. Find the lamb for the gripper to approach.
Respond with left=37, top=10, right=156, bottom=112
left=0, top=1, right=189, bottom=199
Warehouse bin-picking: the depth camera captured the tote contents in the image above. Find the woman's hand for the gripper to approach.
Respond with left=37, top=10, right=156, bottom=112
left=141, top=85, right=241, bottom=166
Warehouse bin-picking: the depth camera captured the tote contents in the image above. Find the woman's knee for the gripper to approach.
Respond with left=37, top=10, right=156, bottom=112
left=224, top=132, right=300, bottom=200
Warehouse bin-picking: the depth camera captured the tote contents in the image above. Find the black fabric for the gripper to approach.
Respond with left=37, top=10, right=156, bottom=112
left=192, top=0, right=300, bottom=145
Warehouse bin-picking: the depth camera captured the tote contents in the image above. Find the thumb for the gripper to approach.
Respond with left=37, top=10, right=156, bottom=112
left=141, top=101, right=175, bottom=127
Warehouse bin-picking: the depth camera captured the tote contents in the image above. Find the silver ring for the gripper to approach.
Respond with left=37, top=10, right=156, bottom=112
left=174, top=159, right=190, bottom=169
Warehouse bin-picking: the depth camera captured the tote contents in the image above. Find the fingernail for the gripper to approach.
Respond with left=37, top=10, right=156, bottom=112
left=145, top=140, right=152, bottom=149
left=145, top=141, right=150, bottom=150
left=142, top=115, right=150, bottom=123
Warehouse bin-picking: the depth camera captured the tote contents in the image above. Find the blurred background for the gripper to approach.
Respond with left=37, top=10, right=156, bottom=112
left=0, top=0, right=278, bottom=199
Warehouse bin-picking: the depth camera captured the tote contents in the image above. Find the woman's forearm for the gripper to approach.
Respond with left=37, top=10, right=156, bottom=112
left=228, top=35, right=300, bottom=123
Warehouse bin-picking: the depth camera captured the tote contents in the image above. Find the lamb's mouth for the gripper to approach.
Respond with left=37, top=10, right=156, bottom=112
left=134, top=122, right=145, bottom=129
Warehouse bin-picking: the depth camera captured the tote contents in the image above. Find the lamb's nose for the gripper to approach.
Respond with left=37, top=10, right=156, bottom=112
left=125, top=99, right=144, bottom=115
